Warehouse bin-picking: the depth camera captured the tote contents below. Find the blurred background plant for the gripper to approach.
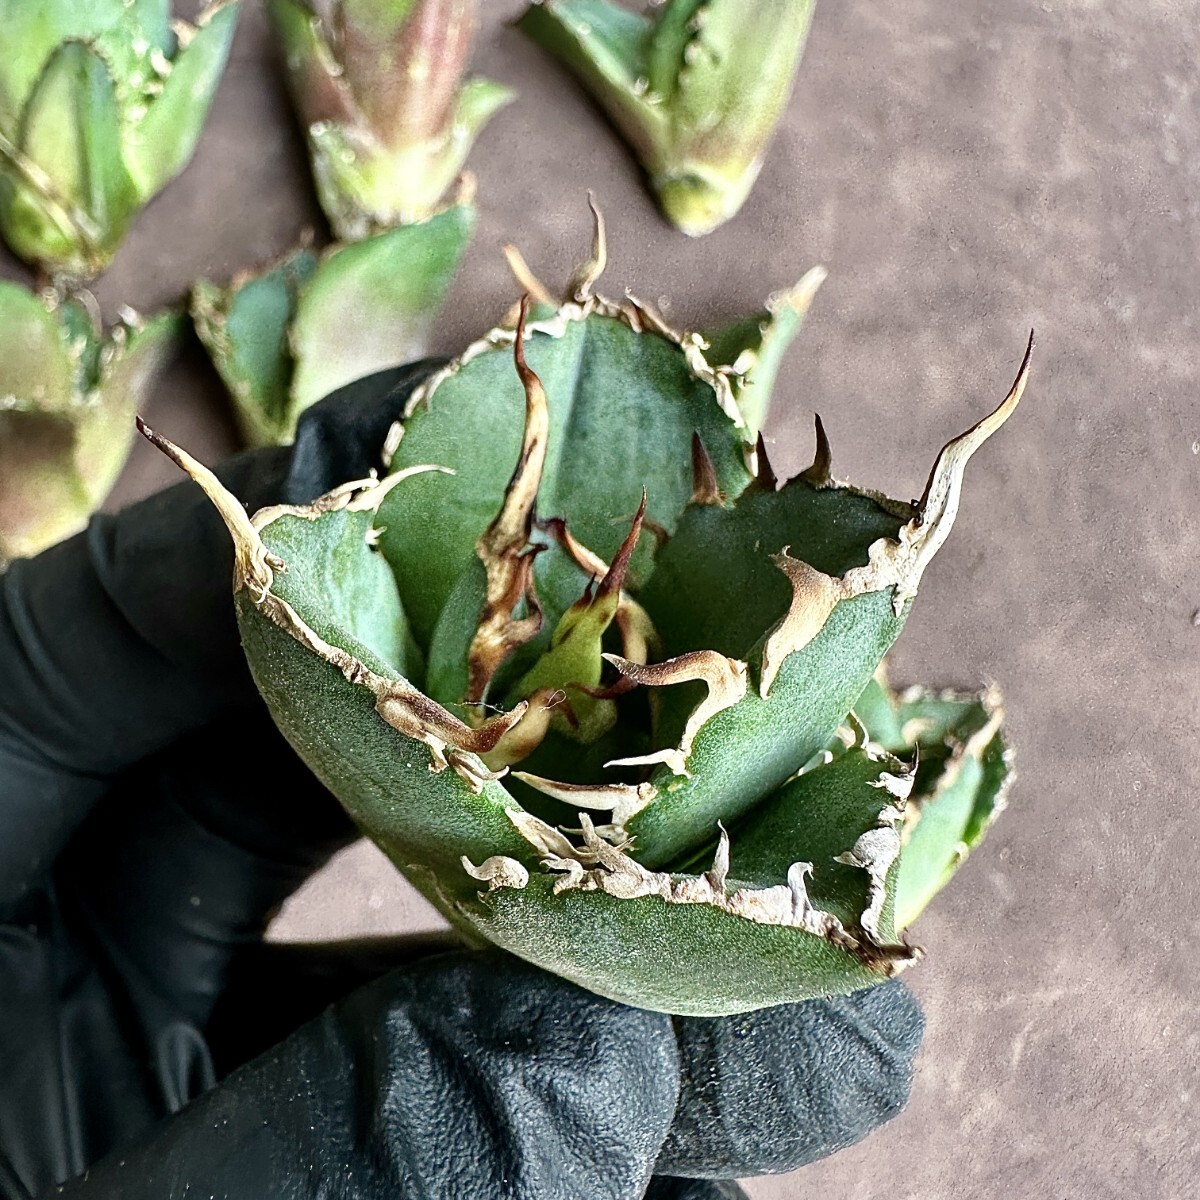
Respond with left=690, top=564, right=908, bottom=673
left=0, top=281, right=180, bottom=562
left=192, top=198, right=474, bottom=446
left=519, top=0, right=816, bottom=236
left=189, top=0, right=506, bottom=446
left=267, top=0, right=513, bottom=238
left=0, top=0, right=241, bottom=281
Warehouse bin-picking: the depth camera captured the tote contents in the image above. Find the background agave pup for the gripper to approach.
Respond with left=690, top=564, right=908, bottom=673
left=0, top=282, right=180, bottom=563
left=268, top=0, right=514, bottom=238
left=147, top=237, right=1030, bottom=1015
left=0, top=0, right=240, bottom=278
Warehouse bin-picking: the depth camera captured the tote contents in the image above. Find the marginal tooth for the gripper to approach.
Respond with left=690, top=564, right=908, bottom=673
left=566, top=193, right=608, bottom=302
left=605, top=747, right=688, bottom=777
left=462, top=854, right=530, bottom=892
left=506, top=807, right=579, bottom=859
left=596, top=490, right=646, bottom=601
left=502, top=243, right=556, bottom=308
left=536, top=512, right=660, bottom=666
left=909, top=333, right=1034, bottom=574
left=705, top=824, right=731, bottom=890
left=481, top=687, right=573, bottom=770
left=511, top=772, right=658, bottom=826
left=603, top=650, right=748, bottom=775
left=344, top=463, right=455, bottom=512
left=690, top=432, right=723, bottom=505
left=752, top=432, right=778, bottom=491
left=614, top=601, right=658, bottom=665
left=799, top=412, right=833, bottom=486
left=138, top=417, right=279, bottom=593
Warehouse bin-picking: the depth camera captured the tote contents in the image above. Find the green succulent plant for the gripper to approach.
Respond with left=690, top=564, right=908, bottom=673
left=0, top=0, right=240, bottom=279
left=519, top=0, right=816, bottom=236
left=0, top=281, right=181, bottom=563
left=268, top=0, right=515, bottom=239
left=191, top=201, right=475, bottom=446
left=145, top=232, right=1030, bottom=1015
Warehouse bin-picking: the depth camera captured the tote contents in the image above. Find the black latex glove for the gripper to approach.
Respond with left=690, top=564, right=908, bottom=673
left=0, top=366, right=924, bottom=1200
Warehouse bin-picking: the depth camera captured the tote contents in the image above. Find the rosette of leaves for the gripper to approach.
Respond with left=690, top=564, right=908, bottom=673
left=191, top=202, right=475, bottom=446
left=0, top=0, right=240, bottom=279
left=519, top=0, right=816, bottom=236
left=0, top=282, right=181, bottom=563
left=268, top=0, right=515, bottom=239
left=146, top=234, right=1031, bottom=1016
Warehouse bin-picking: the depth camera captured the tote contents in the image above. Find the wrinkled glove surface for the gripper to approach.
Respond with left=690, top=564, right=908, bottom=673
left=0, top=366, right=924, bottom=1200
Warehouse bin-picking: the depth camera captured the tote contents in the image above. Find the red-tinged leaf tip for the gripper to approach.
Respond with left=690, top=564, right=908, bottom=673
left=597, top=489, right=647, bottom=600
left=690, top=433, right=722, bottom=505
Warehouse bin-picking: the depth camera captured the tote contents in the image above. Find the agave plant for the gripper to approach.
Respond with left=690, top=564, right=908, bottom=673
left=519, top=0, right=816, bottom=236
left=268, top=0, right=514, bottom=239
left=0, top=282, right=181, bottom=563
left=0, top=0, right=240, bottom=279
left=192, top=201, right=475, bottom=446
left=145, top=232, right=1030, bottom=1015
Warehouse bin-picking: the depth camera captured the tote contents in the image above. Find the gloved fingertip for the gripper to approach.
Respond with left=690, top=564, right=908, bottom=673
left=658, top=979, right=925, bottom=1178
left=644, top=1178, right=750, bottom=1200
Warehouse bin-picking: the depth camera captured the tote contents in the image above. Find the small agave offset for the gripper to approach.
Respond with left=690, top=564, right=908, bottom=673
left=146, top=226, right=1030, bottom=1015
left=192, top=201, right=475, bottom=446
left=1, top=282, right=180, bottom=563
left=520, top=0, right=816, bottom=236
left=0, top=0, right=240, bottom=278
left=269, top=0, right=514, bottom=238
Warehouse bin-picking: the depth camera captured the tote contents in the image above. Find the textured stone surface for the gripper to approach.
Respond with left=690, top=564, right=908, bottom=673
left=4, top=2, right=1196, bottom=1195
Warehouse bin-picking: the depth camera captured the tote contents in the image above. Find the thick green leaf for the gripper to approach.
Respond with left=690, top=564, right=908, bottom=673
left=0, top=0, right=172, bottom=130
left=78, top=310, right=183, bottom=506
left=289, top=205, right=474, bottom=418
left=609, top=471, right=915, bottom=865
left=125, top=0, right=240, bottom=199
left=266, top=0, right=356, bottom=131
left=341, top=0, right=469, bottom=145
left=378, top=310, right=751, bottom=646
left=625, top=589, right=908, bottom=868
left=725, top=746, right=905, bottom=940
left=4, top=40, right=139, bottom=273
left=454, top=76, right=517, bottom=142
left=660, top=0, right=815, bottom=152
left=0, top=291, right=178, bottom=559
left=0, top=281, right=76, bottom=413
left=243, top=507, right=536, bottom=888
left=639, top=474, right=910, bottom=660
left=192, top=249, right=318, bottom=447
left=520, top=0, right=815, bottom=235
left=458, top=871, right=888, bottom=1016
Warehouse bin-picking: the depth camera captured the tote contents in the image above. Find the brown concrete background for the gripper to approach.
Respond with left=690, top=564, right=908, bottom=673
left=4, top=1, right=1196, bottom=1195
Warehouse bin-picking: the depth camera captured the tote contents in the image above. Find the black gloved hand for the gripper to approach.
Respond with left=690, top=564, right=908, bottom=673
left=0, top=365, right=924, bottom=1200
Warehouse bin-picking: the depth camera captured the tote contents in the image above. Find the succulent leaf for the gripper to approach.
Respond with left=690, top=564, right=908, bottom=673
left=377, top=299, right=751, bottom=645
left=192, top=248, right=319, bottom=448
left=519, top=0, right=816, bottom=235
left=124, top=0, right=242, bottom=199
left=147, top=242, right=1029, bottom=1015
left=192, top=204, right=474, bottom=446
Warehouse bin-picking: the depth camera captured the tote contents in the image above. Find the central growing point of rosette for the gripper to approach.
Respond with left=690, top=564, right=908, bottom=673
left=448, top=300, right=672, bottom=825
